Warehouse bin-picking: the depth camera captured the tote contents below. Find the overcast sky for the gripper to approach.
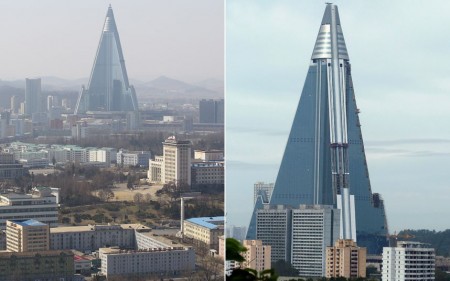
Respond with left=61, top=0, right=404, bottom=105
left=226, top=0, right=450, bottom=233
left=0, top=0, right=223, bottom=83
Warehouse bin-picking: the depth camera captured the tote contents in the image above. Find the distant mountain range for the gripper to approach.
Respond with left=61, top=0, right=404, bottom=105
left=0, top=76, right=224, bottom=101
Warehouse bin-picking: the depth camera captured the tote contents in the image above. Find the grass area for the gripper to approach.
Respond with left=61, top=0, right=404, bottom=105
left=60, top=200, right=169, bottom=227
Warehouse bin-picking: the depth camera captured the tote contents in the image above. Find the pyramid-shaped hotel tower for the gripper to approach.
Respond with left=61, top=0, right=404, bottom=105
left=247, top=4, right=388, bottom=254
left=75, top=5, right=138, bottom=114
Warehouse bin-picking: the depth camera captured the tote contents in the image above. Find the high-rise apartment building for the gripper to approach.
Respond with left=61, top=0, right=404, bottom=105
left=6, top=219, right=50, bottom=252
left=199, top=99, right=224, bottom=124
left=241, top=240, right=271, bottom=273
left=255, top=205, right=340, bottom=277
left=256, top=205, right=291, bottom=263
left=382, top=241, right=435, bottom=281
left=248, top=3, right=388, bottom=254
left=162, top=136, right=191, bottom=186
left=75, top=5, right=138, bottom=114
left=326, top=239, right=367, bottom=278
left=25, top=78, right=42, bottom=115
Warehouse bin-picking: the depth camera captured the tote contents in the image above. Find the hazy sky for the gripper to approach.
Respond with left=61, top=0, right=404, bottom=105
left=226, top=0, right=450, bottom=233
left=0, top=0, right=223, bottom=82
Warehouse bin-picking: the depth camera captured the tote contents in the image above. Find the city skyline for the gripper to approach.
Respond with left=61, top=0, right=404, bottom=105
left=227, top=0, right=450, bottom=233
left=0, top=1, right=223, bottom=83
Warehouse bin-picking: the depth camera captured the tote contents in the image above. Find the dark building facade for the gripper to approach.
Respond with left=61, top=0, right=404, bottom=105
left=199, top=99, right=224, bottom=124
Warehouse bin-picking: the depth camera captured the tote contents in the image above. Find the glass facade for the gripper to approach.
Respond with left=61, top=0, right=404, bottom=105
left=75, top=6, right=138, bottom=114
left=247, top=4, right=388, bottom=254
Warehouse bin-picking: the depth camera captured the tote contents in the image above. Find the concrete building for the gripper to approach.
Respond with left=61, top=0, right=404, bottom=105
left=191, top=161, right=224, bottom=185
left=194, top=150, right=224, bottom=161
left=0, top=153, right=24, bottom=180
left=199, top=99, right=224, bottom=124
left=255, top=205, right=340, bottom=277
left=25, top=78, right=42, bottom=115
left=241, top=240, right=271, bottom=273
left=326, top=239, right=366, bottom=278
left=99, top=228, right=195, bottom=278
left=6, top=219, right=50, bottom=252
left=162, top=136, right=191, bottom=186
left=291, top=205, right=340, bottom=277
left=99, top=246, right=195, bottom=278
left=148, top=155, right=163, bottom=183
left=0, top=193, right=58, bottom=229
left=184, top=216, right=224, bottom=250
left=382, top=241, right=435, bottom=281
left=50, top=224, right=147, bottom=252
left=117, top=149, right=151, bottom=167
left=0, top=250, right=74, bottom=281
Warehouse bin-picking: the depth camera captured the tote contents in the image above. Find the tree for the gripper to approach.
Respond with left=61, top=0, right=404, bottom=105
left=134, top=192, right=144, bottom=206
left=226, top=237, right=247, bottom=263
left=145, top=193, right=152, bottom=202
left=271, top=260, right=299, bottom=277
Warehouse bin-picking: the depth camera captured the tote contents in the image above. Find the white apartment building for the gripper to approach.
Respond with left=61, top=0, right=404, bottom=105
left=290, top=205, right=340, bottom=277
left=99, top=246, right=195, bottom=278
left=99, top=230, right=195, bottom=278
left=0, top=193, right=58, bottom=229
left=89, top=147, right=117, bottom=164
left=382, top=241, right=435, bottom=281
left=255, top=204, right=340, bottom=277
left=191, top=161, right=224, bottom=184
left=162, top=137, right=191, bottom=185
left=117, top=150, right=151, bottom=167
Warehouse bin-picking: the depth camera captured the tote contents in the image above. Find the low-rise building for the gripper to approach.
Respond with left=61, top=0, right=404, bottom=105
left=99, top=229, right=195, bottom=278
left=191, top=161, right=224, bottom=185
left=0, top=193, right=58, bottom=229
left=99, top=246, right=195, bottom=278
left=194, top=150, right=224, bottom=161
left=117, top=150, right=151, bottom=167
left=0, top=250, right=74, bottom=281
left=184, top=216, right=224, bottom=250
left=50, top=224, right=148, bottom=252
left=326, top=239, right=366, bottom=278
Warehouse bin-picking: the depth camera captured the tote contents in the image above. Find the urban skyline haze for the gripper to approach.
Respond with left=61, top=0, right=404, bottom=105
left=0, top=0, right=223, bottom=83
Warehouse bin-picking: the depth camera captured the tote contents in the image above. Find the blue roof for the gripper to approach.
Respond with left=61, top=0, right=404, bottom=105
left=10, top=219, right=47, bottom=227
left=186, top=216, right=224, bottom=230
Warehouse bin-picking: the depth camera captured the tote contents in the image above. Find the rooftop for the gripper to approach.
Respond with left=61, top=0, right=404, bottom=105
left=51, top=223, right=148, bottom=234
left=185, top=216, right=224, bottom=230
left=9, top=219, right=47, bottom=227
